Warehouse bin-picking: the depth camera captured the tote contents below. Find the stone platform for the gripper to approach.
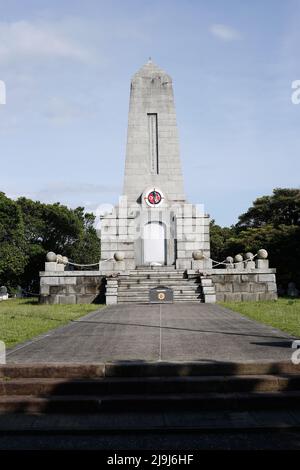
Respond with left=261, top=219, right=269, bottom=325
left=39, top=264, right=277, bottom=305
left=7, top=303, right=294, bottom=363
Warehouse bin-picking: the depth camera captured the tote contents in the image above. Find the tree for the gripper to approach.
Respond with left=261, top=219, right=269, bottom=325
left=0, top=193, right=100, bottom=293
left=16, top=198, right=100, bottom=292
left=210, top=220, right=235, bottom=262
left=68, top=208, right=100, bottom=265
left=237, top=188, right=300, bottom=228
left=17, top=198, right=83, bottom=254
left=0, top=192, right=27, bottom=290
left=211, top=188, right=300, bottom=291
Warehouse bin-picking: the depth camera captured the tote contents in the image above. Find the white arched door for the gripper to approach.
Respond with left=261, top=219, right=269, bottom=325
left=143, top=222, right=166, bottom=265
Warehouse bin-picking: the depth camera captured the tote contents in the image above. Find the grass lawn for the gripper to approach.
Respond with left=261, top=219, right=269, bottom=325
left=0, top=298, right=104, bottom=348
left=222, top=298, right=300, bottom=338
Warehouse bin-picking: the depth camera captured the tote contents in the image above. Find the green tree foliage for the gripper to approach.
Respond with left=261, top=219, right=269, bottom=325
left=210, top=220, right=236, bottom=261
left=211, top=189, right=300, bottom=291
left=17, top=198, right=83, bottom=254
left=68, top=208, right=100, bottom=265
left=237, top=188, right=300, bottom=228
left=0, top=194, right=100, bottom=293
left=0, top=193, right=27, bottom=289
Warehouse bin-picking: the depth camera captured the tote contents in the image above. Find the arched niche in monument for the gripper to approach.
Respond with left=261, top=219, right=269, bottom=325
left=143, top=221, right=167, bottom=265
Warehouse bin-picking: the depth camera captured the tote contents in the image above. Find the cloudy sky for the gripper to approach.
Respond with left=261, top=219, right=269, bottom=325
left=0, top=0, right=299, bottom=226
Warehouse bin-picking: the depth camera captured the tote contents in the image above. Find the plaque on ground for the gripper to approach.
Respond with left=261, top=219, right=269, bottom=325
left=149, top=286, right=173, bottom=303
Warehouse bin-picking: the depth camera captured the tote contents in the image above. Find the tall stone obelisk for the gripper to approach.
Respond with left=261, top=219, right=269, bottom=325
left=123, top=59, right=186, bottom=204
left=100, top=60, right=211, bottom=273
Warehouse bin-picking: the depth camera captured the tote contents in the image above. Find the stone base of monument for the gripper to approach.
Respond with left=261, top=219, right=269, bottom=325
left=39, top=271, right=106, bottom=305
left=196, top=268, right=277, bottom=303
left=39, top=254, right=278, bottom=305
left=39, top=265, right=278, bottom=305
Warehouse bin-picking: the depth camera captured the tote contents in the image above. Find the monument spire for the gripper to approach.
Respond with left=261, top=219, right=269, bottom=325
left=123, top=60, right=185, bottom=203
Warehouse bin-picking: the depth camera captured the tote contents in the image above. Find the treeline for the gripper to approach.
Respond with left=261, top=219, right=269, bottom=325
left=0, top=193, right=100, bottom=293
left=210, top=188, right=300, bottom=291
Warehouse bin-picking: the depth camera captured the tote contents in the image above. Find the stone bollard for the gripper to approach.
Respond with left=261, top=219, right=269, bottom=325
left=225, top=256, right=234, bottom=270
left=44, top=252, right=66, bottom=272
left=244, top=252, right=255, bottom=269
left=56, top=254, right=66, bottom=272
left=45, top=252, right=57, bottom=272
left=234, top=254, right=244, bottom=270
left=191, top=251, right=213, bottom=270
left=255, top=249, right=269, bottom=269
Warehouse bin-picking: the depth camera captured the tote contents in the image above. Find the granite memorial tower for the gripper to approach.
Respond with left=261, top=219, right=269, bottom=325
left=40, top=61, right=277, bottom=305
left=99, top=59, right=211, bottom=272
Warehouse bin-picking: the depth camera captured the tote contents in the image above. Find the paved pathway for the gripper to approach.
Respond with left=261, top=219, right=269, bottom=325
left=7, top=303, right=295, bottom=363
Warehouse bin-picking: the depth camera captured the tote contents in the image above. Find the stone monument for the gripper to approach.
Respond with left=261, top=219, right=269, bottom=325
left=99, top=59, right=211, bottom=273
left=39, top=60, right=278, bottom=305
left=0, top=286, right=8, bottom=301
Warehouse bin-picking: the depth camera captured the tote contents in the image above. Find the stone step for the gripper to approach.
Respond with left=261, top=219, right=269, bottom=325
left=118, top=299, right=202, bottom=303
left=117, top=295, right=201, bottom=300
left=118, top=289, right=202, bottom=299
left=119, top=282, right=192, bottom=288
left=132, top=268, right=184, bottom=273
left=1, top=391, right=300, bottom=413
left=1, top=362, right=299, bottom=378
left=118, top=286, right=199, bottom=289
left=128, top=274, right=185, bottom=278
left=117, top=294, right=201, bottom=299
left=118, top=288, right=200, bottom=293
left=135, top=266, right=179, bottom=272
left=117, top=294, right=202, bottom=300
left=119, top=276, right=196, bottom=280
left=118, top=289, right=200, bottom=295
left=118, top=279, right=198, bottom=285
left=117, top=287, right=200, bottom=293
left=121, top=273, right=190, bottom=277
left=128, top=275, right=186, bottom=279
left=2, top=410, right=300, bottom=432
left=118, top=284, right=198, bottom=290
left=121, top=275, right=189, bottom=280
left=118, top=291, right=202, bottom=303
left=117, top=301, right=202, bottom=305
left=119, top=280, right=195, bottom=284
left=1, top=375, right=299, bottom=396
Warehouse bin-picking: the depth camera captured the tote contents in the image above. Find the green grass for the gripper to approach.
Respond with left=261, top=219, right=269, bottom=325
left=0, top=298, right=104, bottom=348
left=222, top=298, right=300, bottom=337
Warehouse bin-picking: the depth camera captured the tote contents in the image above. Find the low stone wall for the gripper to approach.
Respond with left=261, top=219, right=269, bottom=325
left=39, top=271, right=105, bottom=305
left=40, top=259, right=278, bottom=305
left=205, top=269, right=277, bottom=302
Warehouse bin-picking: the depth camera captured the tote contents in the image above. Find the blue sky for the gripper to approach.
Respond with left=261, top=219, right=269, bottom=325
left=0, top=0, right=299, bottom=226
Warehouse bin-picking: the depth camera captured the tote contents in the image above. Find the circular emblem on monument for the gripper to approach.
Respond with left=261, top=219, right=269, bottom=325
left=144, top=188, right=164, bottom=207
left=158, top=292, right=166, bottom=301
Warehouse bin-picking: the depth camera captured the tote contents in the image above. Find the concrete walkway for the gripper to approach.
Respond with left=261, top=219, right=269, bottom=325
left=7, top=303, right=295, bottom=363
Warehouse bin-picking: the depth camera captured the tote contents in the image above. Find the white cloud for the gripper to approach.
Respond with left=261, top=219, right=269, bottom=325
left=0, top=20, right=93, bottom=64
left=210, top=23, right=241, bottom=41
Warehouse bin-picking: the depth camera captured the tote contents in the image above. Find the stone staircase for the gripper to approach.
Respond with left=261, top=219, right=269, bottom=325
left=1, top=361, right=300, bottom=414
left=116, top=266, right=203, bottom=303
left=1, top=361, right=300, bottom=443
